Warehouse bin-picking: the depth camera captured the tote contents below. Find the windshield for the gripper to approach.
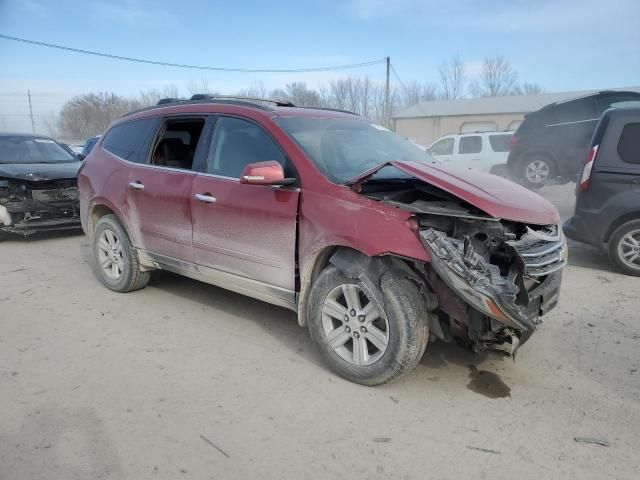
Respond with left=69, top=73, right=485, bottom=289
left=275, top=117, right=435, bottom=183
left=0, top=136, right=78, bottom=164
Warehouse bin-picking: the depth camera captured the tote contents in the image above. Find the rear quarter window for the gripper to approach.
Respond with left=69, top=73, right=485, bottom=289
left=617, top=123, right=640, bottom=164
left=551, top=99, right=596, bottom=124
left=488, top=134, right=511, bottom=152
left=102, top=117, right=157, bottom=163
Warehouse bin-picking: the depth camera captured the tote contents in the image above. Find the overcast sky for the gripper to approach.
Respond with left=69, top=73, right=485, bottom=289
left=1, top=0, right=639, bottom=134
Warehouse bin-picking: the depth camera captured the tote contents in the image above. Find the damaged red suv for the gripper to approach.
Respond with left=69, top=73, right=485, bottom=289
left=78, top=95, right=567, bottom=385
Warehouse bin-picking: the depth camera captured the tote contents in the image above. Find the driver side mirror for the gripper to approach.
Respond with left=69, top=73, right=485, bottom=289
left=76, top=153, right=86, bottom=161
left=239, top=161, right=296, bottom=186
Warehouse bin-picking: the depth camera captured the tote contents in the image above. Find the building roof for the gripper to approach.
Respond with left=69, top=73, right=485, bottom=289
left=393, top=87, right=640, bottom=119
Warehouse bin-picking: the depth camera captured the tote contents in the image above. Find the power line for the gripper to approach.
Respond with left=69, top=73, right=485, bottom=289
left=390, top=63, right=411, bottom=99
left=0, top=33, right=387, bottom=73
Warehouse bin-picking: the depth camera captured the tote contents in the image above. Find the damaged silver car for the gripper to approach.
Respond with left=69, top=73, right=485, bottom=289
left=0, top=134, right=81, bottom=239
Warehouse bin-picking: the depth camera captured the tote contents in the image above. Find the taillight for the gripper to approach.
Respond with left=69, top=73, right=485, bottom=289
left=509, top=134, right=519, bottom=151
left=578, top=145, right=599, bottom=192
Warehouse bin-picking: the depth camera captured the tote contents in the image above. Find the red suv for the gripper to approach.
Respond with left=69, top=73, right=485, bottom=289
left=78, top=95, right=566, bottom=385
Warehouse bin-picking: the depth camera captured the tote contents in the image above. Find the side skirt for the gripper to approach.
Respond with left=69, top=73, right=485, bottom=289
left=137, top=249, right=298, bottom=312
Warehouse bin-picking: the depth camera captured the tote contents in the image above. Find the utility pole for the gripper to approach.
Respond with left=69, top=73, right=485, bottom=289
left=27, top=90, right=35, bottom=134
left=384, top=56, right=390, bottom=127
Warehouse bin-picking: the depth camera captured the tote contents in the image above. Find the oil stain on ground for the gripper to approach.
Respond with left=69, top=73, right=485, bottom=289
left=466, top=365, right=511, bottom=398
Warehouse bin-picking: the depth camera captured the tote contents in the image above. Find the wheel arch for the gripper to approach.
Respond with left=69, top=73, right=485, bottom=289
left=604, top=211, right=640, bottom=243
left=87, top=200, right=133, bottom=244
left=297, top=245, right=424, bottom=327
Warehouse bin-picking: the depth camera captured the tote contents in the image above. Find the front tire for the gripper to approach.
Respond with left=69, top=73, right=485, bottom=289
left=608, top=219, right=640, bottom=276
left=520, top=153, right=555, bottom=190
left=91, top=214, right=150, bottom=292
left=308, top=265, right=428, bottom=386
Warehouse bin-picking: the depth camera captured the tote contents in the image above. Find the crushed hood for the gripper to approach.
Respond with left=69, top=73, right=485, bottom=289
left=0, top=162, right=81, bottom=181
left=349, top=161, right=560, bottom=225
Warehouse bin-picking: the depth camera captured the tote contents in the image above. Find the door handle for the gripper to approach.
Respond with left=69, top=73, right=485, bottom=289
left=128, top=181, right=144, bottom=190
left=472, top=157, right=481, bottom=161
left=194, top=193, right=216, bottom=203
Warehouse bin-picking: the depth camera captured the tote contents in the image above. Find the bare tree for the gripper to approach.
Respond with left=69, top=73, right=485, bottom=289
left=401, top=81, right=439, bottom=108
left=138, top=89, right=163, bottom=107
left=283, top=81, right=321, bottom=107
left=328, top=78, right=350, bottom=110
left=269, top=88, right=289, bottom=102
left=58, top=92, right=140, bottom=139
left=476, top=55, right=519, bottom=97
left=438, top=55, right=466, bottom=100
left=41, top=112, right=58, bottom=138
left=237, top=81, right=269, bottom=98
left=185, top=78, right=210, bottom=95
left=512, top=81, right=544, bottom=95
left=138, top=85, right=183, bottom=106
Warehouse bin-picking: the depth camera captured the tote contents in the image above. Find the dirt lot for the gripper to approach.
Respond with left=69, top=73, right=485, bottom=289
left=1, top=185, right=639, bottom=479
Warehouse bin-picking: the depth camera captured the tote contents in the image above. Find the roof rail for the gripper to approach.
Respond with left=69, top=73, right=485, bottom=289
left=307, top=107, right=359, bottom=116
left=188, top=94, right=295, bottom=107
left=121, top=95, right=360, bottom=118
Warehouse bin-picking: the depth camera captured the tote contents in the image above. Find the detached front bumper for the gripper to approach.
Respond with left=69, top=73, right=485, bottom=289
left=420, top=226, right=566, bottom=344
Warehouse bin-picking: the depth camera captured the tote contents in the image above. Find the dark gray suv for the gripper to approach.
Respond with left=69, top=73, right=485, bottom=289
left=564, top=107, right=640, bottom=275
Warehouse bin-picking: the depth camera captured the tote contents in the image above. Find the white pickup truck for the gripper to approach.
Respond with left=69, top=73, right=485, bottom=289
left=427, top=131, right=513, bottom=175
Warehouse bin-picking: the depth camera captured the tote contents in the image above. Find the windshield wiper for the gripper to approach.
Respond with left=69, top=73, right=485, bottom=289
left=344, top=161, right=392, bottom=187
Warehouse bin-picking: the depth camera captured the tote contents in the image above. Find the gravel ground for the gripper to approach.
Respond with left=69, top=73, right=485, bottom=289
left=1, top=185, right=639, bottom=479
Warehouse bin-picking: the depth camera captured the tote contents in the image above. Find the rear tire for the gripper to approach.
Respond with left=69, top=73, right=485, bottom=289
left=608, top=219, right=640, bottom=276
left=520, top=153, right=555, bottom=190
left=308, top=265, right=428, bottom=386
left=91, top=214, right=150, bottom=292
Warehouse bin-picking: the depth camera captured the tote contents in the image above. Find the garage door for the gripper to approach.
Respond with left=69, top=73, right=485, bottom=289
left=460, top=121, right=497, bottom=133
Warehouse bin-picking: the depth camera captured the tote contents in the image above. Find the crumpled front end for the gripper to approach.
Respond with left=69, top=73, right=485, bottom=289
left=0, top=177, right=80, bottom=235
left=419, top=221, right=566, bottom=354
left=356, top=169, right=566, bottom=356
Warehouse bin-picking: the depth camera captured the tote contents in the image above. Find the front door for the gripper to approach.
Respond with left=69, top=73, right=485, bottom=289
left=428, top=137, right=454, bottom=164
left=190, top=116, right=299, bottom=301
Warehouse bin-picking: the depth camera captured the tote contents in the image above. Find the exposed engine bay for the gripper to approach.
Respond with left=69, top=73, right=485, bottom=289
left=362, top=179, right=566, bottom=356
left=0, top=177, right=80, bottom=235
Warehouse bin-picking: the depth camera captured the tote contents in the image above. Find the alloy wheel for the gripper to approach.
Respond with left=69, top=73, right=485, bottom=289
left=617, top=229, right=640, bottom=270
left=525, top=159, right=550, bottom=184
left=97, top=228, right=124, bottom=280
left=321, top=283, right=389, bottom=366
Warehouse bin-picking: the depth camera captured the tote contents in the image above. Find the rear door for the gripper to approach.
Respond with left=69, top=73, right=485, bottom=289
left=454, top=135, right=483, bottom=170
left=124, top=116, right=207, bottom=262
left=190, top=115, right=299, bottom=302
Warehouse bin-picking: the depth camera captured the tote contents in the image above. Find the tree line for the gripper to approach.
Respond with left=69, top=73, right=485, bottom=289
left=56, top=55, right=543, bottom=139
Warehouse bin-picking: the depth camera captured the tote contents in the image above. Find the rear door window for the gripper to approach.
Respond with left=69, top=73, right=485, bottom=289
left=617, top=123, right=640, bottom=164
left=102, top=118, right=157, bottom=163
left=458, top=136, right=482, bottom=154
left=488, top=134, right=512, bottom=152
left=430, top=138, right=454, bottom=155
